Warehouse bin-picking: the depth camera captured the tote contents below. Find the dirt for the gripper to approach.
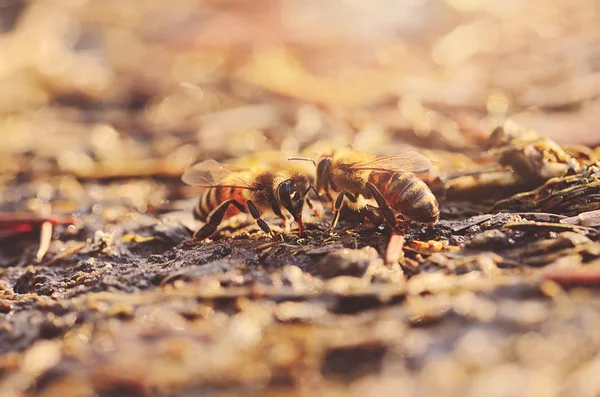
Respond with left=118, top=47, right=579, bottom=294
left=3, top=1, right=600, bottom=396
left=2, top=181, right=600, bottom=397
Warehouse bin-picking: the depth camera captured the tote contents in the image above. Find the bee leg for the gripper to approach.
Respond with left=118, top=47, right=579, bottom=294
left=246, top=200, right=274, bottom=237
left=279, top=215, right=291, bottom=234
left=306, top=197, right=324, bottom=219
left=394, top=216, right=409, bottom=232
left=192, top=199, right=246, bottom=241
left=362, top=204, right=384, bottom=222
left=356, top=204, right=384, bottom=231
left=365, top=182, right=397, bottom=228
left=329, top=192, right=358, bottom=231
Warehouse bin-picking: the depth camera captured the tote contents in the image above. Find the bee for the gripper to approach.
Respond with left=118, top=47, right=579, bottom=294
left=310, top=149, right=440, bottom=230
left=182, top=159, right=316, bottom=241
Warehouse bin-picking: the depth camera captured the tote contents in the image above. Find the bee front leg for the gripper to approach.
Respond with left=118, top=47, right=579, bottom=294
left=329, top=192, right=358, bottom=231
left=246, top=200, right=274, bottom=238
left=191, top=199, right=246, bottom=242
left=365, top=182, right=397, bottom=228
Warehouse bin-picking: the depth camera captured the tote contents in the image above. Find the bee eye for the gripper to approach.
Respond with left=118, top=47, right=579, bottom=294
left=290, top=192, right=298, bottom=200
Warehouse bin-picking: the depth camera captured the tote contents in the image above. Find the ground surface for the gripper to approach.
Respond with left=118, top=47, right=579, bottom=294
left=2, top=1, right=600, bottom=397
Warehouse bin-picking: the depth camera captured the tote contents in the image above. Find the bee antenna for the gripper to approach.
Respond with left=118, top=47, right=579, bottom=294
left=288, top=157, right=316, bottom=167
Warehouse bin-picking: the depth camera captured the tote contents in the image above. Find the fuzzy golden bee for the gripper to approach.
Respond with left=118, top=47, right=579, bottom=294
left=182, top=160, right=317, bottom=241
left=309, top=149, right=440, bottom=230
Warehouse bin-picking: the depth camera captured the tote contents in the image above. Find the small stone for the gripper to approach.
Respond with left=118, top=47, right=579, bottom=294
left=308, top=247, right=379, bottom=279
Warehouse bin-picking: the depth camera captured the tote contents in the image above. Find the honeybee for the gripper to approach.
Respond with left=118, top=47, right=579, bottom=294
left=182, top=160, right=316, bottom=241
left=309, top=149, right=440, bottom=230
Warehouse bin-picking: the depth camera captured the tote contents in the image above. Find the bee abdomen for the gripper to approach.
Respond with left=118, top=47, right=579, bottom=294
left=194, top=188, right=221, bottom=222
left=372, top=172, right=439, bottom=224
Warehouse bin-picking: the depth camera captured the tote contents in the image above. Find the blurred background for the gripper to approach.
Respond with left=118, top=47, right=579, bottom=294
left=3, top=3, right=600, bottom=396
left=2, top=0, right=600, bottom=181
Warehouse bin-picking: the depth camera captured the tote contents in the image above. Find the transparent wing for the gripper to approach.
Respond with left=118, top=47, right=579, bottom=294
left=181, top=159, right=253, bottom=189
left=347, top=151, right=432, bottom=173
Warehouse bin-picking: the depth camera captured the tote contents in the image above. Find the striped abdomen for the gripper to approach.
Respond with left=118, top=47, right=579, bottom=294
left=368, top=172, right=439, bottom=224
left=193, top=187, right=246, bottom=222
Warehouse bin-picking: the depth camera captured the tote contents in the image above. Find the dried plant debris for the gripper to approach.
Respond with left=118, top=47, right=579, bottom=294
left=562, top=210, right=600, bottom=227
left=3, top=1, right=600, bottom=396
left=443, top=128, right=592, bottom=202
left=4, top=146, right=600, bottom=397
left=3, top=177, right=600, bottom=397
left=493, top=162, right=600, bottom=215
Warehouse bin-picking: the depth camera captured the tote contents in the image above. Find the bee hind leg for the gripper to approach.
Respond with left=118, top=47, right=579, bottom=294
left=365, top=182, right=397, bottom=228
left=329, top=192, right=358, bottom=231
left=362, top=204, right=384, bottom=222
left=190, top=199, right=246, bottom=242
left=353, top=204, right=383, bottom=232
left=394, top=216, right=409, bottom=232
left=246, top=200, right=275, bottom=238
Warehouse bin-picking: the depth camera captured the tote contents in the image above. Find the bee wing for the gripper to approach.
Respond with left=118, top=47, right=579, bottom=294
left=181, top=159, right=254, bottom=189
left=348, top=152, right=432, bottom=173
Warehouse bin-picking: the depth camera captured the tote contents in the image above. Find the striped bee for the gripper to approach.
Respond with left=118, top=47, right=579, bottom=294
left=312, top=148, right=440, bottom=230
left=182, top=160, right=316, bottom=240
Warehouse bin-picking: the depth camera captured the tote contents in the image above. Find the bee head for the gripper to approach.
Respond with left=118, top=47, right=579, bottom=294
left=315, top=157, right=332, bottom=194
left=277, top=175, right=310, bottom=235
